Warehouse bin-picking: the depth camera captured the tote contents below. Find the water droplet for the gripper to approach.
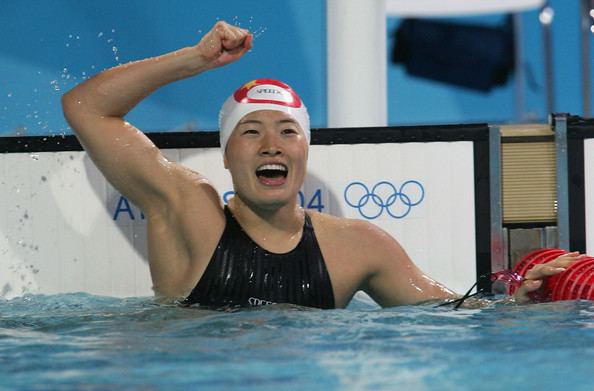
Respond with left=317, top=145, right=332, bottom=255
left=539, top=7, right=554, bottom=25
left=98, top=32, right=104, bottom=38
left=7, top=92, right=12, bottom=98
left=252, top=25, right=268, bottom=39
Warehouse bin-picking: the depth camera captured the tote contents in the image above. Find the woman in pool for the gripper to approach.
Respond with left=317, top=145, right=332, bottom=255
left=61, top=21, right=580, bottom=309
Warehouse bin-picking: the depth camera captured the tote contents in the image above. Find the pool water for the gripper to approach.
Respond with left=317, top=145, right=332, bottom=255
left=1, top=293, right=594, bottom=390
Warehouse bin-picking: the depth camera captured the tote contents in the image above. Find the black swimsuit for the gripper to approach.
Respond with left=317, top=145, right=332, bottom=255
left=183, top=206, right=335, bottom=309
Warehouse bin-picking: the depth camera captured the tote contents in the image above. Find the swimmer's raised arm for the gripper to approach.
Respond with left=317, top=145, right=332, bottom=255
left=61, top=21, right=252, bottom=209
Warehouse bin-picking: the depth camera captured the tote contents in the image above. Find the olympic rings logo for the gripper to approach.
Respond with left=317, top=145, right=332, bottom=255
left=343, top=180, right=425, bottom=219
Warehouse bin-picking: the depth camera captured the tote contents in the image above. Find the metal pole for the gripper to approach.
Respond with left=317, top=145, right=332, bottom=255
left=554, top=113, right=570, bottom=250
left=489, top=125, right=505, bottom=274
left=513, top=13, right=527, bottom=122
left=581, top=0, right=593, bottom=117
left=326, top=0, right=387, bottom=127
left=540, top=2, right=555, bottom=116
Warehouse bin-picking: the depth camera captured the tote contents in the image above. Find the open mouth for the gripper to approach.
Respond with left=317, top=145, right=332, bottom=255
left=256, top=163, right=288, bottom=186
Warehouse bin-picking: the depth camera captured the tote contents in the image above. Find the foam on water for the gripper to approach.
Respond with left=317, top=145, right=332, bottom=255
left=1, top=293, right=594, bottom=390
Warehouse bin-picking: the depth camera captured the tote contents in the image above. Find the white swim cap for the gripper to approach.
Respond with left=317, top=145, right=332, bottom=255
left=218, top=79, right=310, bottom=153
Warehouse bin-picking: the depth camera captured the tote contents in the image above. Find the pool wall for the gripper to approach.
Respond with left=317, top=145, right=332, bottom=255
left=0, top=125, right=492, bottom=299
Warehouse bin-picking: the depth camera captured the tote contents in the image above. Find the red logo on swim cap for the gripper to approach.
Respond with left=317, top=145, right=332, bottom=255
left=233, top=78, right=302, bottom=108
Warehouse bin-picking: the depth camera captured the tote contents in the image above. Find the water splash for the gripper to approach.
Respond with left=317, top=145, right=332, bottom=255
left=49, top=80, right=60, bottom=92
left=221, top=15, right=267, bottom=47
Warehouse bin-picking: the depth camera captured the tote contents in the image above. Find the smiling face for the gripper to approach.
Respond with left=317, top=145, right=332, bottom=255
left=224, top=110, right=309, bottom=210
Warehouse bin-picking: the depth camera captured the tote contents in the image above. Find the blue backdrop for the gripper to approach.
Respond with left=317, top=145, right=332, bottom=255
left=0, top=0, right=589, bottom=137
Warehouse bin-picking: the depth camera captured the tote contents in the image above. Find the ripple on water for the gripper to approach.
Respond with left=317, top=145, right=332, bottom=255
left=1, top=294, right=594, bottom=390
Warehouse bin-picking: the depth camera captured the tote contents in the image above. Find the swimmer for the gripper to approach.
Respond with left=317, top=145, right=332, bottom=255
left=61, top=21, right=581, bottom=309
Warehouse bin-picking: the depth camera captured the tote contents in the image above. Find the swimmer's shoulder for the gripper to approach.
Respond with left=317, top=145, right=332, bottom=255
left=308, top=211, right=400, bottom=284
left=308, top=211, right=390, bottom=246
left=308, top=210, right=361, bottom=228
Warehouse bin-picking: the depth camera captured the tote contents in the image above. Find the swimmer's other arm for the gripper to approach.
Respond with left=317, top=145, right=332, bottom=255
left=350, top=221, right=458, bottom=307
left=424, top=252, right=584, bottom=308
left=356, top=223, right=582, bottom=309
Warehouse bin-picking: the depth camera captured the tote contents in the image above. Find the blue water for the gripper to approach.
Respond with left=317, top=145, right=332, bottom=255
left=1, top=294, right=594, bottom=391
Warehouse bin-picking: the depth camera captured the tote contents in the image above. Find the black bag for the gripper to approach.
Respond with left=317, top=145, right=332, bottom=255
left=392, top=17, right=515, bottom=92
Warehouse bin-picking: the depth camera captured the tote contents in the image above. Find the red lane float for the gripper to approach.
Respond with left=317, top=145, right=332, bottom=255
left=510, top=248, right=594, bottom=301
